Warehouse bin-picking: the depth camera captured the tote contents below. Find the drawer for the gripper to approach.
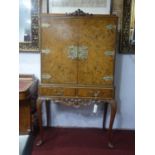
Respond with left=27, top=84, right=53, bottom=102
left=77, top=88, right=114, bottom=99
left=39, top=86, right=76, bottom=96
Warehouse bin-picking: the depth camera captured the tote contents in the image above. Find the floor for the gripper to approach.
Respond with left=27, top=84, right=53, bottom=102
left=31, top=127, right=135, bottom=155
left=19, top=133, right=36, bottom=155
left=19, top=135, right=29, bottom=155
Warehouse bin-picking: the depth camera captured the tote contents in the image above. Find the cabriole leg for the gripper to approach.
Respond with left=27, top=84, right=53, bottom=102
left=46, top=100, right=51, bottom=127
left=103, top=102, right=108, bottom=130
left=108, top=100, right=117, bottom=149
left=36, top=98, right=44, bottom=146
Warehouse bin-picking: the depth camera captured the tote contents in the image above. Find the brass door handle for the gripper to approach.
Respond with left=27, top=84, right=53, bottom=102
left=78, top=46, right=88, bottom=60
left=68, top=45, right=78, bottom=60
left=68, top=45, right=88, bottom=60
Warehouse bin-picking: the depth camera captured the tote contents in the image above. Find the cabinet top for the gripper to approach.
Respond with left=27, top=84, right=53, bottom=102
left=41, top=13, right=118, bottom=20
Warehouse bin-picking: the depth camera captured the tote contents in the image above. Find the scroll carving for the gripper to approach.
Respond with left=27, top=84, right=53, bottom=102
left=39, top=97, right=107, bottom=108
left=66, top=9, right=93, bottom=16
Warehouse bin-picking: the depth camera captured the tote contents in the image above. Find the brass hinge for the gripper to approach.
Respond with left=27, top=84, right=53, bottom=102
left=41, top=23, right=50, bottom=28
left=42, top=73, right=52, bottom=80
left=102, top=76, right=113, bottom=81
left=41, top=48, right=51, bottom=54
left=106, top=24, right=116, bottom=30
left=104, top=51, right=115, bottom=56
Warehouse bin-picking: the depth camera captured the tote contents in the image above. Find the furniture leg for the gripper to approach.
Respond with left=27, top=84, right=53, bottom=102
left=30, top=101, right=33, bottom=132
left=46, top=100, right=51, bottom=127
left=103, top=102, right=108, bottom=130
left=108, top=100, right=117, bottom=149
left=36, top=98, right=44, bottom=146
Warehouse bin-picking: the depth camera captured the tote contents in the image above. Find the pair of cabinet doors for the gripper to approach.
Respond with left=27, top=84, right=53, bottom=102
left=41, top=15, right=117, bottom=86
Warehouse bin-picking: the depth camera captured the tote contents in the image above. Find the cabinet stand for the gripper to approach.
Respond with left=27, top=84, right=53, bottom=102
left=36, top=97, right=117, bottom=148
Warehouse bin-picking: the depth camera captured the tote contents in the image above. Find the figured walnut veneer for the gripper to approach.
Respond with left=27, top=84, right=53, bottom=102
left=37, top=14, right=118, bottom=148
left=39, top=84, right=114, bottom=99
left=41, top=15, right=117, bottom=86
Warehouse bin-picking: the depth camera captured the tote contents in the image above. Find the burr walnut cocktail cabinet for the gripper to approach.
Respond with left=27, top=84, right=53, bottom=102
left=37, top=13, right=118, bottom=148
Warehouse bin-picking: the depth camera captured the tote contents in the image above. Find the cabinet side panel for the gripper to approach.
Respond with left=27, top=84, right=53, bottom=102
left=19, top=101, right=31, bottom=133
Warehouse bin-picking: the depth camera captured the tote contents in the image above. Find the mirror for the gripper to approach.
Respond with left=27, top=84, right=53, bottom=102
left=120, top=0, right=135, bottom=54
left=19, top=0, right=40, bottom=52
left=19, top=0, right=31, bottom=42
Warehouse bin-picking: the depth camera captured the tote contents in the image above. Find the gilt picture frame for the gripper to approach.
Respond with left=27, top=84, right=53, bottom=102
left=42, top=0, right=112, bottom=14
left=119, top=0, right=135, bottom=54
left=19, top=0, right=40, bottom=53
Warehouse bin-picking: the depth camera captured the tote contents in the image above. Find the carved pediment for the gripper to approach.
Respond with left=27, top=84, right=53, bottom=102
left=66, top=9, right=93, bottom=16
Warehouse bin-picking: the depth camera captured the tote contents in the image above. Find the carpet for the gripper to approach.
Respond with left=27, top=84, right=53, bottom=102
left=32, top=127, right=135, bottom=155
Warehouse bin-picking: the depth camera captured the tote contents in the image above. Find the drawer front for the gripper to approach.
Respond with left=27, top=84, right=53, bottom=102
left=39, top=87, right=76, bottom=96
left=77, top=88, right=114, bottom=99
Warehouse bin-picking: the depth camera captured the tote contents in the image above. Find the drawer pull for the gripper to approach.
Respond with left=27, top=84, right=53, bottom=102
left=54, top=89, right=64, bottom=96
left=88, top=90, right=100, bottom=97
left=94, top=91, right=100, bottom=97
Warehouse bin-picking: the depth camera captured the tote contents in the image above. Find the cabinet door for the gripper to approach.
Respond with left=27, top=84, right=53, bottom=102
left=41, top=17, right=79, bottom=84
left=77, top=17, right=117, bottom=85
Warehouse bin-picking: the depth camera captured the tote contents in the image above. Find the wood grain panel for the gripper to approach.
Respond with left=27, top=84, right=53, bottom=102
left=77, top=88, right=114, bottom=99
left=41, top=17, right=79, bottom=84
left=19, top=101, right=31, bottom=133
left=39, top=86, right=76, bottom=96
left=41, top=15, right=117, bottom=87
left=78, top=17, right=117, bottom=85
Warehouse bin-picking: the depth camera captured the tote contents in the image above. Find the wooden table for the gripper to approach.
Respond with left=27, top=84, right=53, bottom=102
left=19, top=74, right=38, bottom=134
